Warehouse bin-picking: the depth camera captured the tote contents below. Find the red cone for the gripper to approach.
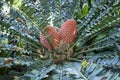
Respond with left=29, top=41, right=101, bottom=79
left=40, top=25, right=60, bottom=50
left=40, top=19, right=77, bottom=50
left=58, top=19, right=77, bottom=44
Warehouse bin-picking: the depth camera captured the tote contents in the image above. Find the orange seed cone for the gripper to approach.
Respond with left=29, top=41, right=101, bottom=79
left=58, top=19, right=77, bottom=44
left=40, top=25, right=60, bottom=50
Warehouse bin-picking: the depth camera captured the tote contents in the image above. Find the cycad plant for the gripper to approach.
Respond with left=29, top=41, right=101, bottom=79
left=0, top=0, right=120, bottom=80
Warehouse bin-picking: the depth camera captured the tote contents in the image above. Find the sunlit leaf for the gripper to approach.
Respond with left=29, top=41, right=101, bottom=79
left=82, top=3, right=88, bottom=17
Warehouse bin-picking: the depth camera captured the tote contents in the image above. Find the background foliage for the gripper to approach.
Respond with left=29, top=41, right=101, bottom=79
left=0, top=0, right=120, bottom=80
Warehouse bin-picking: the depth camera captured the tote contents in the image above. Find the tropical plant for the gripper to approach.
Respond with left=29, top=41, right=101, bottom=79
left=0, top=0, right=120, bottom=80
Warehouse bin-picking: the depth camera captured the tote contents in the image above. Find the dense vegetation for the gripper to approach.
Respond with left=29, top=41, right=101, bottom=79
left=0, top=0, right=120, bottom=80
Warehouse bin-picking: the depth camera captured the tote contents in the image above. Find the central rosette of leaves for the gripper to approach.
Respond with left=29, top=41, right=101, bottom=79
left=40, top=19, right=77, bottom=63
